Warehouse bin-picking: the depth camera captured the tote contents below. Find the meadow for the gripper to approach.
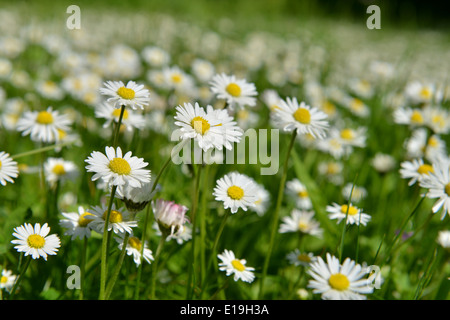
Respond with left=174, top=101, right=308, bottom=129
left=0, top=1, right=449, bottom=301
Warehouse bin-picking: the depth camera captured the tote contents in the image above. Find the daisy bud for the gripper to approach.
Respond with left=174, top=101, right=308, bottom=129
left=152, top=199, right=189, bottom=237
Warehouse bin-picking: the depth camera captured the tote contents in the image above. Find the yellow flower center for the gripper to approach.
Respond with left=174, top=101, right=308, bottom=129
left=297, top=190, right=308, bottom=198
left=52, top=164, right=66, bottom=176
left=322, top=101, right=336, bottom=115
left=0, top=160, right=2, bottom=169
left=410, top=111, right=423, bottom=124
left=36, top=111, right=54, bottom=124
left=27, top=234, right=45, bottom=249
left=231, top=259, right=246, bottom=272
left=103, top=210, right=123, bottom=223
left=227, top=185, right=244, bottom=200
left=57, top=129, right=67, bottom=140
left=270, top=105, right=280, bottom=111
left=78, top=212, right=94, bottom=227
left=0, top=276, right=7, bottom=284
left=420, top=87, right=432, bottom=100
left=417, top=164, right=434, bottom=175
left=171, top=74, right=182, bottom=84
left=108, top=158, right=131, bottom=175
left=328, top=273, right=350, bottom=291
left=226, top=83, right=241, bottom=97
left=297, top=254, right=312, bottom=263
left=128, top=236, right=142, bottom=251
left=340, top=204, right=358, bottom=216
left=326, top=163, right=340, bottom=175
left=445, top=183, right=450, bottom=196
left=431, top=115, right=444, bottom=129
left=191, top=116, right=210, bottom=135
left=117, top=86, right=135, bottom=100
left=340, top=129, right=354, bottom=140
left=298, top=221, right=309, bottom=232
left=427, top=137, right=438, bottom=148
left=350, top=98, right=364, bottom=111
left=112, top=108, right=129, bottom=120
left=293, top=107, right=311, bottom=124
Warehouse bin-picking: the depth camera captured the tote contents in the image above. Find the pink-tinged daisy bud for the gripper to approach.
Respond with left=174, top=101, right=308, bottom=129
left=152, top=199, right=189, bottom=237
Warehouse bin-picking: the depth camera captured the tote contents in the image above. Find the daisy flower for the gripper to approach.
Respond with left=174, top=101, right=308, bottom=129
left=88, top=203, right=138, bottom=235
left=174, top=102, right=231, bottom=151
left=271, top=97, right=329, bottom=139
left=95, top=101, right=146, bottom=132
left=423, top=106, right=450, bottom=135
left=59, top=206, right=94, bottom=240
left=336, top=127, right=367, bottom=149
left=141, top=46, right=170, bottom=67
left=11, top=223, right=61, bottom=260
left=342, top=183, right=367, bottom=202
left=279, top=209, right=323, bottom=237
left=99, top=80, right=150, bottom=110
left=405, top=128, right=447, bottom=162
left=248, top=179, right=270, bottom=216
left=318, top=160, right=344, bottom=185
left=153, top=221, right=193, bottom=244
left=371, top=153, right=396, bottom=173
left=85, top=146, right=151, bottom=188
left=217, top=249, right=255, bottom=283
left=16, top=106, right=72, bottom=143
left=437, top=230, right=450, bottom=249
left=404, top=81, right=434, bottom=105
left=44, top=157, right=78, bottom=188
left=0, top=151, right=19, bottom=186
left=116, top=180, right=159, bottom=213
left=399, top=158, right=435, bottom=186
left=0, top=269, right=17, bottom=292
left=162, top=65, right=195, bottom=93
left=393, top=107, right=426, bottom=127
left=115, top=233, right=154, bottom=266
left=286, top=249, right=317, bottom=267
left=213, top=172, right=258, bottom=214
left=343, top=97, right=370, bottom=118
left=286, top=178, right=312, bottom=210
left=152, top=199, right=189, bottom=237
left=307, top=253, right=373, bottom=300
left=205, top=105, right=244, bottom=150
left=209, top=73, right=257, bottom=110
left=419, top=157, right=450, bottom=219
left=326, top=202, right=371, bottom=226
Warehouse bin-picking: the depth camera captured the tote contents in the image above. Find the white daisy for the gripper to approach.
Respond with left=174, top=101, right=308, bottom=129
left=326, top=202, right=371, bottom=226
left=16, top=106, right=72, bottom=143
left=393, top=107, right=426, bottom=127
left=286, top=178, right=312, bottom=210
left=99, top=80, right=150, bottom=110
left=152, top=199, right=189, bottom=237
left=405, top=128, right=447, bottom=163
left=141, top=46, right=170, bottom=67
left=213, top=172, right=258, bottom=214
left=44, top=157, right=78, bottom=188
left=419, top=156, right=450, bottom=219
left=307, top=253, right=373, bottom=300
left=336, top=127, right=367, bottom=149
left=85, top=146, right=151, bottom=188
left=59, top=206, right=94, bottom=240
left=209, top=73, right=257, bottom=110
left=404, top=81, right=434, bottom=105
left=342, top=183, right=367, bottom=202
left=279, top=209, right=323, bottom=237
left=191, top=58, right=215, bottom=83
left=371, top=153, right=396, bottom=173
left=153, top=221, right=193, bottom=244
left=11, top=223, right=61, bottom=260
left=116, top=180, right=159, bottom=213
left=343, top=97, right=370, bottom=118
left=399, top=158, right=435, bottom=186
left=174, top=102, right=240, bottom=151
left=217, top=249, right=255, bottom=283
left=114, top=233, right=154, bottom=266
left=88, top=203, right=138, bottom=235
left=248, top=179, right=270, bottom=216
left=206, top=105, right=243, bottom=150
left=271, top=97, right=329, bottom=139
left=162, top=65, right=195, bottom=93
left=0, top=151, right=19, bottom=186
left=318, top=160, right=344, bottom=185
left=0, top=269, right=17, bottom=292
left=286, top=249, right=317, bottom=267
left=437, top=230, right=450, bottom=248
left=423, top=106, right=450, bottom=135
left=95, top=101, right=146, bottom=132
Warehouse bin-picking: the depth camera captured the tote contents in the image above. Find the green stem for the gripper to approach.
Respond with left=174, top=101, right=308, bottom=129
left=79, top=237, right=88, bottom=300
left=112, top=105, right=126, bottom=148
left=258, top=129, right=297, bottom=299
left=186, top=164, right=202, bottom=299
left=10, top=141, right=75, bottom=159
left=150, top=233, right=168, bottom=299
left=104, top=232, right=130, bottom=300
left=99, top=185, right=117, bottom=300
left=134, top=203, right=152, bottom=300
left=338, top=174, right=358, bottom=262
left=9, top=255, right=32, bottom=300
